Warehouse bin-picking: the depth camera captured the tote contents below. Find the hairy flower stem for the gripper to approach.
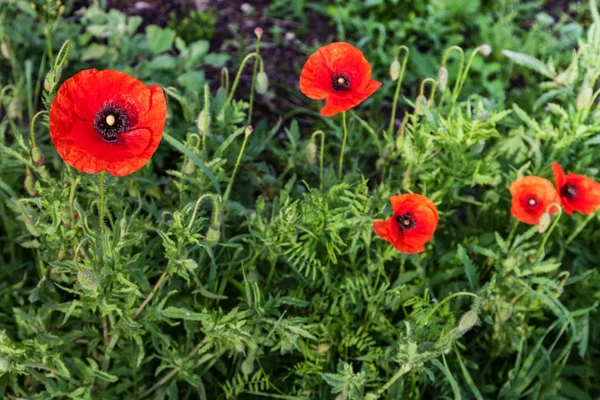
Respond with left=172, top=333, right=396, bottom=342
left=453, top=46, right=486, bottom=105
left=506, top=219, right=519, bottom=249
left=311, top=130, right=325, bottom=189
left=98, top=171, right=106, bottom=258
left=29, top=110, right=47, bottom=150
left=438, top=46, right=464, bottom=110
left=223, top=127, right=252, bottom=206
left=248, top=33, right=262, bottom=124
left=338, top=111, right=348, bottom=181
left=132, top=264, right=170, bottom=320
left=564, top=212, right=596, bottom=248
left=388, top=46, right=409, bottom=135
left=421, top=292, right=481, bottom=328
left=202, top=85, right=210, bottom=157
left=225, top=53, right=264, bottom=107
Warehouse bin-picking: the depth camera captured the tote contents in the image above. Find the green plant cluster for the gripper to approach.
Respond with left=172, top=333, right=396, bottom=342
left=1, top=0, right=600, bottom=399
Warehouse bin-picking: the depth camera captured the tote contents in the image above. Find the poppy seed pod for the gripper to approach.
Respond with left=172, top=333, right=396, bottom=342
left=390, top=59, right=401, bottom=81
left=256, top=71, right=269, bottom=94
left=437, top=67, right=448, bottom=92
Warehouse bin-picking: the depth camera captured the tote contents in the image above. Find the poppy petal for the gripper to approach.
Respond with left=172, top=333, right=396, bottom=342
left=509, top=176, right=560, bottom=225
left=373, top=220, right=392, bottom=243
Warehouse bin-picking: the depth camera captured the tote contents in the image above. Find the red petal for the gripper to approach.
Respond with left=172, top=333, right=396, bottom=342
left=373, top=220, right=392, bottom=243
left=564, top=173, right=600, bottom=215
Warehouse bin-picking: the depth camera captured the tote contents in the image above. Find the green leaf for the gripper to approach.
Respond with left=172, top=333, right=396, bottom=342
left=162, top=306, right=207, bottom=321
left=204, top=53, right=230, bottom=68
left=146, top=25, right=176, bottom=54
left=502, top=50, right=555, bottom=78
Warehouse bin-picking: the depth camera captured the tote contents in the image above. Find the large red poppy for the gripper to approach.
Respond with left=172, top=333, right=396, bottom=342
left=373, top=194, right=439, bottom=254
left=552, top=162, right=600, bottom=215
left=299, top=42, right=381, bottom=117
left=510, top=176, right=560, bottom=225
left=49, top=69, right=167, bottom=176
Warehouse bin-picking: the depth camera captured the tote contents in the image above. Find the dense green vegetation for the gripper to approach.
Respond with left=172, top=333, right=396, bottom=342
left=1, top=0, right=600, bottom=398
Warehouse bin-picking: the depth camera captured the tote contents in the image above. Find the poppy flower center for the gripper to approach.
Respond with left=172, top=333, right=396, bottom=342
left=525, top=196, right=539, bottom=209
left=560, top=183, right=578, bottom=199
left=332, top=73, right=350, bottom=91
left=93, top=104, right=130, bottom=142
left=396, top=213, right=416, bottom=231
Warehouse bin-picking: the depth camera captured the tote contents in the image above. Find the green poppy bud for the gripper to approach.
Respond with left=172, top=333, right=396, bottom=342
left=306, top=140, right=317, bottom=166
left=437, top=67, right=448, bottom=92
left=390, top=59, right=401, bottom=81
left=24, top=173, right=36, bottom=196
left=577, top=85, right=593, bottom=110
left=415, top=95, right=427, bottom=115
left=77, top=269, right=99, bottom=291
left=31, top=147, right=45, bottom=167
left=256, top=72, right=269, bottom=94
left=458, top=309, right=478, bottom=332
left=197, top=109, right=211, bottom=134
left=537, top=212, right=551, bottom=233
left=206, top=225, right=220, bottom=246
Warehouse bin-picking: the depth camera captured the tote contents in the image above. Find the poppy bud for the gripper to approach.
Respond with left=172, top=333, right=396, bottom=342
left=241, top=355, right=254, bottom=375
left=119, top=217, right=127, bottom=239
left=77, top=269, right=99, bottom=291
left=24, top=171, right=37, bottom=196
left=206, top=225, right=220, bottom=246
left=0, top=39, right=11, bottom=59
left=415, top=95, right=427, bottom=115
left=537, top=212, right=551, bottom=233
left=7, top=99, right=20, bottom=120
left=458, top=309, right=478, bottom=332
left=0, top=357, right=9, bottom=373
left=306, top=140, right=317, bottom=166
left=197, top=109, right=211, bottom=135
left=31, top=147, right=45, bottom=167
left=245, top=125, right=253, bottom=136
left=256, top=72, right=268, bottom=94
left=315, top=343, right=330, bottom=354
left=254, top=27, right=263, bottom=39
left=479, top=44, right=492, bottom=57
left=235, top=343, right=245, bottom=353
left=577, top=85, right=593, bottom=110
left=183, top=158, right=196, bottom=175
left=390, top=59, right=401, bottom=81
left=437, top=67, right=448, bottom=91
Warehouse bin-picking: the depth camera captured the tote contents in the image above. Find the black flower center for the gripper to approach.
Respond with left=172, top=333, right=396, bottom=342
left=560, top=183, right=578, bottom=199
left=396, top=213, right=416, bottom=232
left=525, top=196, right=538, bottom=208
left=93, top=104, right=130, bottom=142
left=332, top=73, right=350, bottom=91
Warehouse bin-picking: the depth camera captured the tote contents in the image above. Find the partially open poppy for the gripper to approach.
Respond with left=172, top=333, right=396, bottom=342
left=299, top=42, right=382, bottom=117
left=552, top=162, right=600, bottom=215
left=510, top=176, right=560, bottom=225
left=49, top=69, right=167, bottom=176
left=373, top=194, right=439, bottom=254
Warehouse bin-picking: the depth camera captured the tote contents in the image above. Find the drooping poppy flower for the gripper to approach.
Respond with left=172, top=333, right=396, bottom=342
left=373, top=194, right=439, bottom=254
left=509, top=176, right=560, bottom=225
left=299, top=42, right=382, bottom=117
left=49, top=69, right=167, bottom=176
left=552, top=162, right=600, bottom=215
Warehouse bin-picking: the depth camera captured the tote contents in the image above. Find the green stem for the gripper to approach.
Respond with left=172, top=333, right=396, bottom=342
left=506, top=219, right=519, bottom=249
left=388, top=46, right=409, bottom=135
left=225, top=53, right=263, bottom=106
left=311, top=130, right=325, bottom=189
left=188, top=193, right=221, bottom=230
left=338, top=111, right=348, bottom=181
left=440, top=45, right=464, bottom=108
left=99, top=171, right=106, bottom=257
left=453, top=46, right=484, bottom=106
left=536, top=206, right=563, bottom=261
left=248, top=34, right=262, bottom=123
left=223, top=127, right=252, bottom=206
left=29, top=110, right=48, bottom=150
left=202, top=84, right=210, bottom=157
left=421, top=292, right=481, bottom=327
left=131, top=263, right=170, bottom=320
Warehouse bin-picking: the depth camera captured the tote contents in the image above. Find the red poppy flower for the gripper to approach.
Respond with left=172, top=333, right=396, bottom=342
left=552, top=162, right=600, bottom=215
left=510, top=176, right=560, bottom=225
left=49, top=69, right=167, bottom=176
left=373, top=194, right=439, bottom=254
left=299, top=42, right=382, bottom=117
